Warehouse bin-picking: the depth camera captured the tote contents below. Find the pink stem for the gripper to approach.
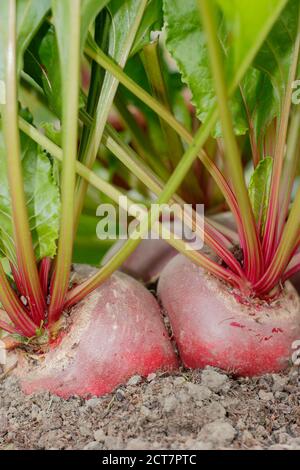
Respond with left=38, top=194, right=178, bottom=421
left=10, top=262, right=25, bottom=296
left=39, top=258, right=51, bottom=297
left=0, top=315, right=20, bottom=335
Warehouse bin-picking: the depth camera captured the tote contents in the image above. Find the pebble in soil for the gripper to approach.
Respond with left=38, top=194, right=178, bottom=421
left=0, top=366, right=300, bottom=450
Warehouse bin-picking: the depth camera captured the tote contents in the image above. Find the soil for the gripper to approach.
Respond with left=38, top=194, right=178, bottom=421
left=1, top=365, right=300, bottom=450
left=1, top=265, right=300, bottom=450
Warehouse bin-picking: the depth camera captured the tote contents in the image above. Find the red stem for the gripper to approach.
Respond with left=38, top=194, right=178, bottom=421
left=0, top=265, right=37, bottom=337
left=0, top=315, right=20, bottom=335
left=39, top=258, right=51, bottom=297
left=10, top=262, right=25, bottom=296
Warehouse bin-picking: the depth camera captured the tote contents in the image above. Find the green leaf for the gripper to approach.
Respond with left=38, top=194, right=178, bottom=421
left=76, top=0, right=148, bottom=183
left=24, top=26, right=85, bottom=118
left=0, top=0, right=50, bottom=79
left=130, top=0, right=163, bottom=57
left=169, top=73, right=193, bottom=133
left=253, top=0, right=300, bottom=108
left=163, top=0, right=288, bottom=137
left=23, top=0, right=111, bottom=116
left=38, top=27, right=62, bottom=116
left=163, top=0, right=248, bottom=136
left=241, top=67, right=277, bottom=146
left=220, top=0, right=299, bottom=146
left=216, top=0, right=288, bottom=78
left=16, top=0, right=51, bottom=73
left=248, top=156, right=273, bottom=230
left=119, top=55, right=167, bottom=155
left=237, top=0, right=299, bottom=148
left=80, top=0, right=111, bottom=51
left=0, top=126, right=60, bottom=263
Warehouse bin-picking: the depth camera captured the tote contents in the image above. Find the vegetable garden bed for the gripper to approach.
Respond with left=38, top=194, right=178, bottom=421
left=1, top=366, right=300, bottom=450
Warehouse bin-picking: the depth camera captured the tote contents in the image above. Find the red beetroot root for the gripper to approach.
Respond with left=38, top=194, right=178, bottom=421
left=18, top=272, right=177, bottom=398
left=158, top=255, right=300, bottom=376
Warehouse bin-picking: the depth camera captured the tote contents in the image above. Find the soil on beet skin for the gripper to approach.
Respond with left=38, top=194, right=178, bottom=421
left=1, top=365, right=300, bottom=450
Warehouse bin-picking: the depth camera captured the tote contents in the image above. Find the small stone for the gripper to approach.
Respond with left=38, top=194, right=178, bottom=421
left=258, top=390, right=274, bottom=401
left=31, top=404, right=40, bottom=420
left=177, top=390, right=190, bottom=403
left=202, top=403, right=226, bottom=421
left=79, top=425, right=92, bottom=437
left=140, top=405, right=151, bottom=418
left=276, top=432, right=290, bottom=444
left=285, top=437, right=300, bottom=448
left=241, top=430, right=256, bottom=447
left=94, top=429, right=106, bottom=442
left=221, top=397, right=240, bottom=408
left=84, top=441, right=102, bottom=450
left=127, top=375, right=142, bottom=386
left=147, top=373, right=156, bottom=382
left=186, top=383, right=212, bottom=401
left=256, top=425, right=268, bottom=438
left=86, top=398, right=101, bottom=408
left=198, top=421, right=236, bottom=447
left=174, top=377, right=186, bottom=386
left=189, top=440, right=213, bottom=450
left=272, top=375, right=287, bottom=392
left=126, top=438, right=149, bottom=450
left=104, top=435, right=124, bottom=450
left=115, top=389, right=126, bottom=401
left=201, top=369, right=229, bottom=392
left=236, top=418, right=246, bottom=430
left=163, top=395, right=178, bottom=413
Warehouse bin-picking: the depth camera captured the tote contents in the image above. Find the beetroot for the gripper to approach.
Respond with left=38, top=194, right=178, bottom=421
left=158, top=255, right=300, bottom=376
left=18, top=272, right=177, bottom=398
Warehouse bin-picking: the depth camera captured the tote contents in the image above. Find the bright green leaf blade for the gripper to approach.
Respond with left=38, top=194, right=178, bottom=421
left=130, top=0, right=163, bottom=57
left=216, top=0, right=288, bottom=76
left=38, top=27, right=62, bottom=116
left=241, top=68, right=277, bottom=146
left=23, top=25, right=85, bottom=118
left=253, top=0, right=299, bottom=107
left=0, top=127, right=60, bottom=263
left=0, top=0, right=50, bottom=79
left=74, top=0, right=148, bottom=224
left=80, top=0, right=111, bottom=51
left=106, top=0, right=149, bottom=75
left=163, top=0, right=288, bottom=137
left=248, top=156, right=273, bottom=230
left=16, top=0, right=51, bottom=73
left=163, top=0, right=248, bottom=136
left=216, top=0, right=297, bottom=146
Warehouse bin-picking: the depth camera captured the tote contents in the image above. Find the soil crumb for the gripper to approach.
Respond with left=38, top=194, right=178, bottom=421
left=0, top=366, right=300, bottom=450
